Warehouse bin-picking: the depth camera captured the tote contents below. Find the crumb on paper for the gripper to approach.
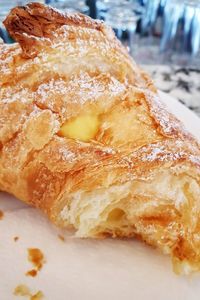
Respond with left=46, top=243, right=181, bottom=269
left=31, top=291, right=44, bottom=300
left=0, top=210, right=4, bottom=220
left=14, top=236, right=19, bottom=242
left=58, top=234, right=65, bottom=242
left=14, top=284, right=30, bottom=297
left=14, top=284, right=44, bottom=299
left=26, top=248, right=45, bottom=277
left=27, top=248, right=45, bottom=270
left=26, top=269, right=37, bottom=277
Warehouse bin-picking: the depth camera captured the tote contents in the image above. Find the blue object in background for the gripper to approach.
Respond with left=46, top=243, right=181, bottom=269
left=0, top=27, right=14, bottom=43
left=160, top=0, right=200, bottom=56
left=0, top=0, right=20, bottom=43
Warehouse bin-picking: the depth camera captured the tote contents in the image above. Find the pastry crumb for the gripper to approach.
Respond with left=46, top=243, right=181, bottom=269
left=26, top=269, right=37, bottom=277
left=0, top=210, right=4, bottom=220
left=30, top=291, right=44, bottom=300
left=27, top=248, right=45, bottom=271
left=14, top=236, right=19, bottom=242
left=26, top=248, right=45, bottom=277
left=13, top=284, right=44, bottom=299
left=14, top=284, right=30, bottom=297
left=58, top=234, right=65, bottom=242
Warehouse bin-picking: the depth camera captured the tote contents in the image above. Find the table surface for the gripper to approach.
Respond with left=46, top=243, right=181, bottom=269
left=142, top=65, right=200, bottom=117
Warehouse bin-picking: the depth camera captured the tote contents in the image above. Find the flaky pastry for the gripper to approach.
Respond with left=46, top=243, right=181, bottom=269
left=1, top=3, right=200, bottom=274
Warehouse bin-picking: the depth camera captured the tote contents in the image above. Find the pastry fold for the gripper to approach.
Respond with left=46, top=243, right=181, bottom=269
left=1, top=3, right=200, bottom=274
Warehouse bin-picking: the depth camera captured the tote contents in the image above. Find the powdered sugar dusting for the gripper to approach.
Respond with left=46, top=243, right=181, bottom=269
left=189, top=155, right=200, bottom=166
left=1, top=87, right=33, bottom=104
left=103, top=147, right=116, bottom=155
left=141, top=147, right=185, bottom=162
left=37, top=78, right=68, bottom=102
left=0, top=44, right=21, bottom=80
left=58, top=147, right=76, bottom=162
left=35, top=72, right=126, bottom=120
left=127, top=139, right=200, bottom=170
left=144, top=90, right=190, bottom=139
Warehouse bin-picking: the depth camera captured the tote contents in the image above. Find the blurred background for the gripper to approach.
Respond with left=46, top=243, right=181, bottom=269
left=0, top=0, right=200, bottom=115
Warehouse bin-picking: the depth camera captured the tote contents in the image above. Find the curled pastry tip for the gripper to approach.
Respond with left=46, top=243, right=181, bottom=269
left=3, top=2, right=112, bottom=58
left=3, top=2, right=106, bottom=40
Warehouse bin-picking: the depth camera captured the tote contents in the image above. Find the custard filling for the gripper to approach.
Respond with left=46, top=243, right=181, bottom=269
left=59, top=114, right=100, bottom=142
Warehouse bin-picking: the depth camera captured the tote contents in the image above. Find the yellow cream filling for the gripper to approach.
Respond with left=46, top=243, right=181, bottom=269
left=59, top=114, right=100, bottom=142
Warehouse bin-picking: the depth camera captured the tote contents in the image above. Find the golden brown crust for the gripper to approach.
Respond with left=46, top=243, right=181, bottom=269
left=3, top=2, right=122, bottom=59
left=2, top=2, right=153, bottom=91
left=1, top=3, right=200, bottom=274
left=4, top=2, right=104, bottom=38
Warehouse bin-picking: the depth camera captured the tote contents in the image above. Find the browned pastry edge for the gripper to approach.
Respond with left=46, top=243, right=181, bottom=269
left=4, top=2, right=104, bottom=37
left=3, top=2, right=116, bottom=58
left=2, top=2, right=156, bottom=94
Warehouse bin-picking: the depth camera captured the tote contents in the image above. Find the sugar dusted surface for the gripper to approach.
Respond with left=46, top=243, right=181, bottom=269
left=1, top=11, right=200, bottom=172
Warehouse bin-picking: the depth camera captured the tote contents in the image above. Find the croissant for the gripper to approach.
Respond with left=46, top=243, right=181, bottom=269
left=1, top=3, right=200, bottom=274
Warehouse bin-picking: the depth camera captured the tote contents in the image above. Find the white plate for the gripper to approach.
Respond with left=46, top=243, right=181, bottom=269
left=1, top=92, right=200, bottom=300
